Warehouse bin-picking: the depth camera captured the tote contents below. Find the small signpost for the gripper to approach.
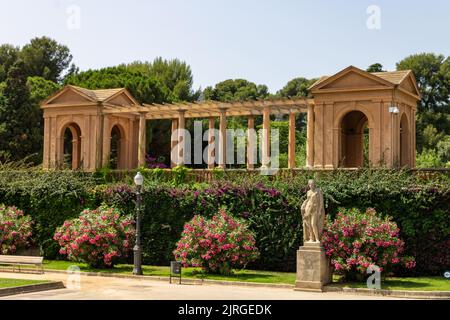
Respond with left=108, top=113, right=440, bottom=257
left=170, top=261, right=182, bottom=284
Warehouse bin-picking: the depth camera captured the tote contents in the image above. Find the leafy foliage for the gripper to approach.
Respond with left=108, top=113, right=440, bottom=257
left=203, top=79, right=269, bottom=102
left=0, top=169, right=448, bottom=275
left=173, top=209, right=259, bottom=275
left=323, top=207, right=415, bottom=280
left=64, top=66, right=168, bottom=104
left=124, top=58, right=200, bottom=102
left=0, top=170, right=98, bottom=257
left=0, top=60, right=42, bottom=163
left=366, top=63, right=385, bottom=72
left=276, top=77, right=317, bottom=98
left=54, top=205, right=134, bottom=267
left=0, top=204, right=33, bottom=254
left=397, top=53, right=450, bottom=153
left=20, top=36, right=75, bottom=83
left=0, top=44, right=19, bottom=83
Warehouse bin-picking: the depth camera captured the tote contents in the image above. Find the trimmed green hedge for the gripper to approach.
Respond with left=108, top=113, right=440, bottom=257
left=0, top=169, right=448, bottom=276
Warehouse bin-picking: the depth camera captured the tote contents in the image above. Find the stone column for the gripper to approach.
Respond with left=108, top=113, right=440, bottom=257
left=127, top=119, right=134, bottom=170
left=102, top=116, right=110, bottom=168
left=306, top=103, right=315, bottom=168
left=138, top=113, right=147, bottom=168
left=178, top=110, right=186, bottom=166
left=247, top=116, right=256, bottom=170
left=218, top=108, right=227, bottom=169
left=43, top=116, right=50, bottom=169
left=72, top=136, right=80, bottom=170
left=50, top=116, right=60, bottom=169
left=261, top=105, right=271, bottom=168
left=208, top=117, right=216, bottom=169
left=411, top=108, right=416, bottom=168
left=171, top=118, right=178, bottom=168
left=323, top=103, right=334, bottom=168
left=288, top=112, right=296, bottom=169
left=390, top=105, right=400, bottom=168
left=95, top=108, right=104, bottom=170
left=313, top=103, right=324, bottom=168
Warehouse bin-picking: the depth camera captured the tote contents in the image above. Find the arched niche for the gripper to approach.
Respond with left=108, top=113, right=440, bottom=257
left=60, top=122, right=82, bottom=170
left=339, top=110, right=370, bottom=168
left=109, top=124, right=127, bottom=169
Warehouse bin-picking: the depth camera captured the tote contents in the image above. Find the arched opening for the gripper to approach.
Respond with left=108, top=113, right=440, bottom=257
left=62, top=123, right=82, bottom=170
left=109, top=125, right=126, bottom=169
left=400, top=114, right=410, bottom=167
left=339, top=110, right=370, bottom=168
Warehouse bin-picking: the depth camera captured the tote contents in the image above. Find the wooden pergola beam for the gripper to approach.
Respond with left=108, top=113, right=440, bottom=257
left=122, top=98, right=313, bottom=119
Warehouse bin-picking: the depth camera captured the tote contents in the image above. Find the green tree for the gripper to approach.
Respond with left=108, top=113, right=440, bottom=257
left=436, top=136, right=450, bottom=166
left=0, top=60, right=40, bottom=162
left=276, top=77, right=317, bottom=98
left=397, top=53, right=450, bottom=154
left=421, top=124, right=445, bottom=150
left=65, top=60, right=201, bottom=165
left=202, top=79, right=269, bottom=139
left=64, top=66, right=168, bottom=104
left=0, top=44, right=19, bottom=82
left=27, top=76, right=61, bottom=105
left=397, top=53, right=449, bottom=114
left=416, top=149, right=443, bottom=168
left=20, top=36, right=74, bottom=83
left=203, top=79, right=269, bottom=102
left=366, top=63, right=385, bottom=72
left=125, top=58, right=200, bottom=102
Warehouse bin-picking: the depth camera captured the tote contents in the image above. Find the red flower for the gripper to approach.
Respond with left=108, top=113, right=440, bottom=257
left=54, top=205, right=135, bottom=267
left=173, top=209, right=259, bottom=275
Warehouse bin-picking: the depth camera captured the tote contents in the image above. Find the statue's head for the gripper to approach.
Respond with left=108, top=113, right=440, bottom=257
left=308, top=179, right=316, bottom=190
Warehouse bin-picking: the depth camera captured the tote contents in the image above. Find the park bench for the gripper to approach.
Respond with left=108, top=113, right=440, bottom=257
left=0, top=255, right=44, bottom=274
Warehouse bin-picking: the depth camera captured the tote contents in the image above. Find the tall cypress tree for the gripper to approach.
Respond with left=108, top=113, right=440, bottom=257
left=0, top=60, right=41, bottom=162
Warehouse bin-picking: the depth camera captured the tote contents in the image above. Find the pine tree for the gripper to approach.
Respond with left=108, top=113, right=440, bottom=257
left=0, top=60, right=41, bottom=162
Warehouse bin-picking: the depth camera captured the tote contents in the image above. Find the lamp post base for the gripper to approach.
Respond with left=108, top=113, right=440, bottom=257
left=133, top=246, right=143, bottom=275
left=132, top=268, right=143, bottom=276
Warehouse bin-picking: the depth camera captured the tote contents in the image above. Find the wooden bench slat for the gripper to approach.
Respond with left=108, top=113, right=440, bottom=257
left=0, top=255, right=44, bottom=274
left=0, top=255, right=44, bottom=264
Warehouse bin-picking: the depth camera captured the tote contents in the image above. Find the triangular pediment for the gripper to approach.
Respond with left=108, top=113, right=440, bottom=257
left=310, top=66, right=394, bottom=92
left=42, top=86, right=96, bottom=106
left=399, top=73, right=421, bottom=98
left=41, top=86, right=139, bottom=108
left=105, top=90, right=139, bottom=106
left=321, top=71, right=392, bottom=90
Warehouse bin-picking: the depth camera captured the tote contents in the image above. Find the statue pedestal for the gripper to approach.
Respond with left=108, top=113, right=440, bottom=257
left=295, top=242, right=331, bottom=292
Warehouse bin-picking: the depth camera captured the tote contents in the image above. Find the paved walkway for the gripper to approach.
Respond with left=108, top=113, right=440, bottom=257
left=0, top=271, right=401, bottom=300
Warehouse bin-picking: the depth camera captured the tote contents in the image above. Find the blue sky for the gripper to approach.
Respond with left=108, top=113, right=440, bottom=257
left=0, top=0, right=448, bottom=92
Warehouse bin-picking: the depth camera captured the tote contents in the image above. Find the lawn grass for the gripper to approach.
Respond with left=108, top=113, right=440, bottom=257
left=39, top=260, right=297, bottom=285
left=329, top=276, right=450, bottom=292
left=3, top=260, right=448, bottom=291
left=0, top=278, right=49, bottom=289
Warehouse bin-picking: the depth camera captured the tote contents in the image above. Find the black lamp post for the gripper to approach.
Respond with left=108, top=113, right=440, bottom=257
left=133, top=171, right=144, bottom=275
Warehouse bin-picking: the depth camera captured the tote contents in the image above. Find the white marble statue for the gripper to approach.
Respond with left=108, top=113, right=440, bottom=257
left=301, top=180, right=325, bottom=243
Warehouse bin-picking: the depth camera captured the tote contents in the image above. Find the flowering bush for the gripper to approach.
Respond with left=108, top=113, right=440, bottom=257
left=322, top=208, right=416, bottom=280
left=146, top=154, right=168, bottom=169
left=54, top=205, right=134, bottom=268
left=173, top=209, right=259, bottom=275
left=103, top=184, right=135, bottom=209
left=0, top=204, right=33, bottom=254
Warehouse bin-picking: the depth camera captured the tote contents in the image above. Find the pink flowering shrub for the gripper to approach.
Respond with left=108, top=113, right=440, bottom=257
left=322, top=208, right=416, bottom=280
left=54, top=205, right=134, bottom=268
left=0, top=204, right=33, bottom=254
left=173, top=209, right=259, bottom=275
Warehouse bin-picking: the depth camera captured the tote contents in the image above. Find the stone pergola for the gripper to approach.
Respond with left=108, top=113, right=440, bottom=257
left=41, top=66, right=420, bottom=171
